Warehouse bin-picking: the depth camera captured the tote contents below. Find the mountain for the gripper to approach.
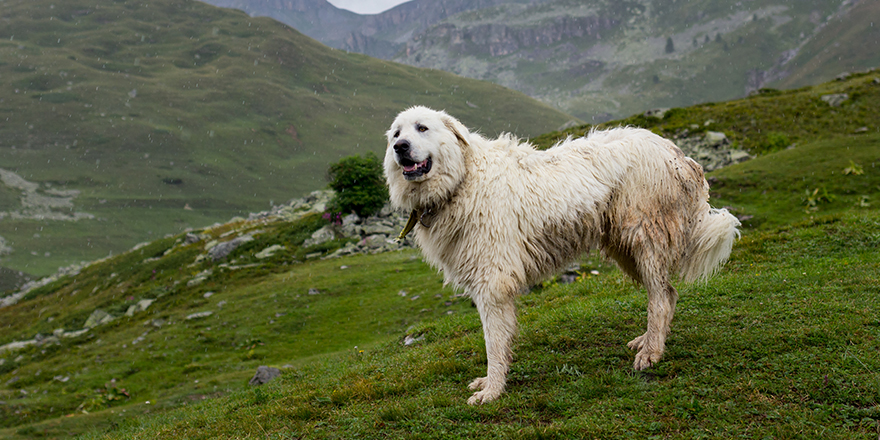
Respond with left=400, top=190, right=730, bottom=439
left=1, top=72, right=878, bottom=439
left=203, top=0, right=880, bottom=122
left=0, top=0, right=575, bottom=277
left=200, top=0, right=515, bottom=58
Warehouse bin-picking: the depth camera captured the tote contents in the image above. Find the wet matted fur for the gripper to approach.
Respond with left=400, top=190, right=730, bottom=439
left=384, top=106, right=740, bottom=404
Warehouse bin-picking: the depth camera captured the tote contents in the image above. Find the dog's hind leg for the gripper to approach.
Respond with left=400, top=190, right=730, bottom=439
left=467, top=289, right=518, bottom=405
left=628, top=269, right=678, bottom=370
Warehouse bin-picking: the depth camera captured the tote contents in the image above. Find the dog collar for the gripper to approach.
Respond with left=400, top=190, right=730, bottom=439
left=396, top=207, right=439, bottom=242
left=396, top=209, right=420, bottom=242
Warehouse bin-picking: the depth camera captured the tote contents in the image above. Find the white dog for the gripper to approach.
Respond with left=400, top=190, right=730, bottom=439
left=384, top=106, right=740, bottom=405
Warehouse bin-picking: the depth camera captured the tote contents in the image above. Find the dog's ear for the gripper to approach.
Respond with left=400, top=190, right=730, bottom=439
left=443, top=117, right=470, bottom=149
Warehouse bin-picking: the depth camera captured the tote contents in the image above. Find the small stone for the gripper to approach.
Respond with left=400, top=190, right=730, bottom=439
left=185, top=311, right=213, bottom=320
left=342, top=213, right=360, bottom=226
left=820, top=93, right=849, bottom=107
left=303, top=225, right=335, bottom=248
left=248, top=366, right=281, bottom=386
left=184, top=233, right=202, bottom=245
left=704, top=131, right=728, bottom=144
left=188, top=269, right=213, bottom=287
left=729, top=150, right=752, bottom=163
left=361, top=234, right=388, bottom=248
left=362, top=224, right=395, bottom=235
left=209, top=235, right=254, bottom=261
left=84, top=309, right=113, bottom=328
left=255, top=244, right=285, bottom=259
left=308, top=288, right=321, bottom=295
left=403, top=335, right=424, bottom=346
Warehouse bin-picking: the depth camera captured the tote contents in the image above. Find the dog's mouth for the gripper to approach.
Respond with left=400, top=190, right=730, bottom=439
left=399, top=156, right=432, bottom=180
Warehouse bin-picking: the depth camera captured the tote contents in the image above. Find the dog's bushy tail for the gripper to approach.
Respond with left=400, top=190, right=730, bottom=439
left=679, top=208, right=741, bottom=283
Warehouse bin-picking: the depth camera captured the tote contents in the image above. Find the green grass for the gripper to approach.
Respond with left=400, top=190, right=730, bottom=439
left=709, top=133, right=880, bottom=230
left=0, top=0, right=574, bottom=276
left=31, top=211, right=873, bottom=439
left=0, top=214, right=476, bottom=438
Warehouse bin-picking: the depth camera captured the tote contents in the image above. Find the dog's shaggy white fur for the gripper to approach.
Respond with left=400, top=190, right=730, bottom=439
left=384, top=106, right=740, bottom=405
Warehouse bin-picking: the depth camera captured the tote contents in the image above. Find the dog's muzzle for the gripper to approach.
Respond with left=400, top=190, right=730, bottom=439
left=394, top=139, right=432, bottom=181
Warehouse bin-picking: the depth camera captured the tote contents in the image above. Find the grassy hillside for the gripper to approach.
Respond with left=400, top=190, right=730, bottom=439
left=84, top=214, right=880, bottom=439
left=0, top=0, right=574, bottom=276
left=1, top=74, right=878, bottom=438
left=535, top=70, right=880, bottom=231
left=774, top=0, right=880, bottom=89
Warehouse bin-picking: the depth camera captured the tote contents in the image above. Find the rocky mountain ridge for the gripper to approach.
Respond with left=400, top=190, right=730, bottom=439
left=201, top=0, right=880, bottom=121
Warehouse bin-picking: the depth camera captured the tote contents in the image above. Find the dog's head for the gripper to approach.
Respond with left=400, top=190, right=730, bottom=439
left=384, top=106, right=471, bottom=211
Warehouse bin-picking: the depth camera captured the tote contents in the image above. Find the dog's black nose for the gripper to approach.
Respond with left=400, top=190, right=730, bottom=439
left=393, top=139, right=410, bottom=154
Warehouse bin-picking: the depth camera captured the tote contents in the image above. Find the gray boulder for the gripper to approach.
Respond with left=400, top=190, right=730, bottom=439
left=209, top=235, right=254, bottom=261
left=303, top=225, right=335, bottom=248
left=84, top=309, right=114, bottom=328
left=248, top=366, right=281, bottom=386
left=124, top=299, right=155, bottom=317
left=821, top=93, right=849, bottom=107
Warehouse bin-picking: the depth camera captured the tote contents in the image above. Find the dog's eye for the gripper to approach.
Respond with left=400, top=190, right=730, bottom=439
left=393, top=129, right=400, bottom=138
left=417, top=124, right=428, bottom=133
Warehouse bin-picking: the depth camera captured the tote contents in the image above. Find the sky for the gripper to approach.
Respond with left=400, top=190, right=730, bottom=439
left=326, top=0, right=412, bottom=15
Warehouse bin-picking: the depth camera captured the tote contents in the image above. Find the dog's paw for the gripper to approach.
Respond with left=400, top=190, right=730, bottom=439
left=467, top=387, right=502, bottom=405
left=633, top=348, right=662, bottom=371
left=467, top=376, right=488, bottom=391
left=466, top=377, right=504, bottom=404
left=627, top=333, right=648, bottom=351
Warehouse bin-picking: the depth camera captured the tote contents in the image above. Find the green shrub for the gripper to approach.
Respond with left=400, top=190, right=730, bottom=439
left=762, top=131, right=791, bottom=152
left=327, top=153, right=389, bottom=217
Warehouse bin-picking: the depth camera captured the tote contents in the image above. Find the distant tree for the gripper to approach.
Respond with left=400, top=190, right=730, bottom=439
left=327, top=152, right=389, bottom=218
left=715, top=33, right=723, bottom=43
left=665, top=37, right=675, bottom=53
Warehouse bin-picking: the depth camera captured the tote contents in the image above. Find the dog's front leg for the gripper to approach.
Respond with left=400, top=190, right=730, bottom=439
left=467, top=290, right=517, bottom=405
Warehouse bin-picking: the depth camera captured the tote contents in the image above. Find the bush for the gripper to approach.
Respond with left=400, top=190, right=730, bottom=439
left=762, top=132, right=791, bottom=153
left=327, top=152, right=389, bottom=217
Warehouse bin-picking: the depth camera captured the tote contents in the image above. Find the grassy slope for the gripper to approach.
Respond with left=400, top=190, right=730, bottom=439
left=0, top=0, right=574, bottom=276
left=535, top=71, right=880, bottom=230
left=774, top=0, right=880, bottom=89
left=84, top=214, right=880, bottom=439
left=0, top=215, right=477, bottom=438
left=0, top=76, right=878, bottom=438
